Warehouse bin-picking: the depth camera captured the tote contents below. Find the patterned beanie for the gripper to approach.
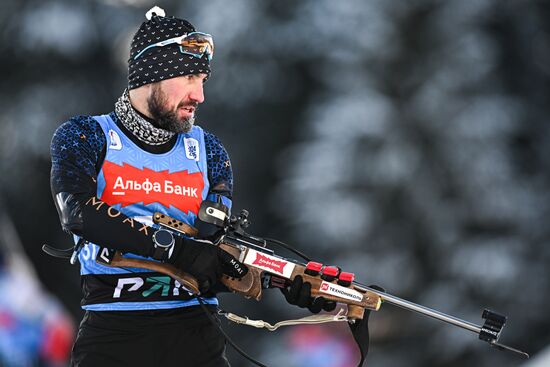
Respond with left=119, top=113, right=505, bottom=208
left=128, top=6, right=211, bottom=89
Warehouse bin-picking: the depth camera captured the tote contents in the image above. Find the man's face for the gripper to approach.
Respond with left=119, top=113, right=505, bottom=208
left=147, top=73, right=207, bottom=133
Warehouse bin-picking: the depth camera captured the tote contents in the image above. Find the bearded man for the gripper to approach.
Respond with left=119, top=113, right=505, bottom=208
left=50, top=6, right=333, bottom=367
left=50, top=7, right=239, bottom=366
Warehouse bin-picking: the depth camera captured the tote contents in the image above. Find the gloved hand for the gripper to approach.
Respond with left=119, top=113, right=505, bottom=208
left=194, top=218, right=225, bottom=243
left=167, top=237, right=246, bottom=294
left=281, top=275, right=337, bottom=313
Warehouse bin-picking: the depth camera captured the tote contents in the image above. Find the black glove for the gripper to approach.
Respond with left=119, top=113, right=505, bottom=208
left=281, top=275, right=337, bottom=313
left=167, top=237, right=246, bottom=294
left=194, top=218, right=225, bottom=243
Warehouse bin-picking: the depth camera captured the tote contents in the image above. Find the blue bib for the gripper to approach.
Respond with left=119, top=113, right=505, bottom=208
left=77, top=114, right=217, bottom=311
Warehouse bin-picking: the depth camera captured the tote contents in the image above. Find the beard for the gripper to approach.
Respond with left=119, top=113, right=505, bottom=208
left=147, top=84, right=196, bottom=134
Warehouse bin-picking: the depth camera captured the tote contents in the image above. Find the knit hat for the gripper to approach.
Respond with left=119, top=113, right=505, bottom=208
left=128, top=6, right=211, bottom=89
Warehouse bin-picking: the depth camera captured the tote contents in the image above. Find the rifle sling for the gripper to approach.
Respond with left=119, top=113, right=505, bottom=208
left=220, top=308, right=349, bottom=331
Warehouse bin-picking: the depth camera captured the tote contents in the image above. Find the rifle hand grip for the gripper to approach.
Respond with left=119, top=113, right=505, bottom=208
left=97, top=251, right=201, bottom=295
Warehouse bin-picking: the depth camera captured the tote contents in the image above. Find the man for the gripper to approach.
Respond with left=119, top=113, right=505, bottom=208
left=50, top=7, right=333, bottom=367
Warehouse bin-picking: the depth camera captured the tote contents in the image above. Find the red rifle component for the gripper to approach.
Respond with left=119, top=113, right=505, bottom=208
left=305, top=261, right=323, bottom=276
left=338, top=272, right=355, bottom=286
left=321, top=266, right=339, bottom=281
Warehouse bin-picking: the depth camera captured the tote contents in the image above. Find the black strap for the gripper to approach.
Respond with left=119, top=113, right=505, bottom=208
left=42, top=244, right=73, bottom=259
left=349, top=310, right=371, bottom=367
left=349, top=284, right=385, bottom=366
left=42, top=237, right=86, bottom=260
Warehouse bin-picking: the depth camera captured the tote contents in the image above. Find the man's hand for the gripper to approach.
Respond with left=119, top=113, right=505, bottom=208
left=167, top=238, right=246, bottom=293
left=281, top=275, right=337, bottom=313
left=194, top=218, right=225, bottom=243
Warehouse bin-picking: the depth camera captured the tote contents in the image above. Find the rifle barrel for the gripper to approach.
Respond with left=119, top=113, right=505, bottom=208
left=357, top=283, right=481, bottom=334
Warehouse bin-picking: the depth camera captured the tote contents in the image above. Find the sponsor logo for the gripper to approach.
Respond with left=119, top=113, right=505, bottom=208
left=243, top=250, right=295, bottom=278
left=113, top=276, right=191, bottom=298
left=184, top=138, right=200, bottom=161
left=319, top=281, right=363, bottom=302
left=108, top=129, right=122, bottom=150
left=100, top=161, right=204, bottom=214
left=252, top=253, right=288, bottom=274
left=228, top=258, right=247, bottom=276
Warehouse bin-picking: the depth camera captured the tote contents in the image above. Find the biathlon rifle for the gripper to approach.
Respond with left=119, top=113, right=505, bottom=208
left=43, top=204, right=528, bottom=364
left=90, top=206, right=528, bottom=360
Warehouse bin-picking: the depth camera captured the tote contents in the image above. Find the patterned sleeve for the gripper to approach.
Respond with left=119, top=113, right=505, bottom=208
left=204, top=130, right=233, bottom=207
left=50, top=115, right=106, bottom=196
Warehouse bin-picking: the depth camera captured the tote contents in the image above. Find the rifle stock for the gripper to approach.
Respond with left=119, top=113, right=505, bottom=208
left=97, top=250, right=201, bottom=294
